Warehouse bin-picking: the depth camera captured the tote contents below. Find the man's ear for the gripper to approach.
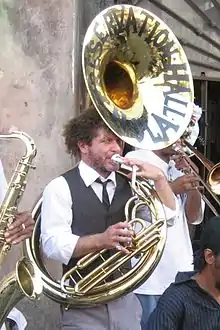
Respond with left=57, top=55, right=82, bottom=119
left=204, top=249, right=216, bottom=265
left=77, top=141, right=88, bottom=154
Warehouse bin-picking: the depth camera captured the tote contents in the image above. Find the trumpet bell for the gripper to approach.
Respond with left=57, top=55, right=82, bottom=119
left=208, top=163, right=220, bottom=195
left=183, top=140, right=220, bottom=197
left=83, top=4, right=194, bottom=150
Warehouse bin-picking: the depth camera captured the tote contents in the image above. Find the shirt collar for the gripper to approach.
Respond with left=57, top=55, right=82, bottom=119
left=174, top=271, right=197, bottom=284
left=78, top=160, right=116, bottom=187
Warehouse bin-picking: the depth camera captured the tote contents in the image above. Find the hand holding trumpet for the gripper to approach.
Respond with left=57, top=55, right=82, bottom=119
left=172, top=152, right=199, bottom=174
left=170, top=152, right=202, bottom=194
left=169, top=174, right=201, bottom=195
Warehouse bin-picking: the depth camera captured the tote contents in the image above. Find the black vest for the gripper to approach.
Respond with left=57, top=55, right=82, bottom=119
left=62, top=167, right=132, bottom=278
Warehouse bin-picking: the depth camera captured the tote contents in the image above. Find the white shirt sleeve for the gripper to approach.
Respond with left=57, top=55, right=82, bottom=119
left=40, top=176, right=79, bottom=265
left=0, top=159, right=8, bottom=203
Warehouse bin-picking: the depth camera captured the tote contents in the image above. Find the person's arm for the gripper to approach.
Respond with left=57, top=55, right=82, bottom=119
left=171, top=155, right=204, bottom=224
left=123, top=158, right=176, bottom=210
left=169, top=174, right=204, bottom=224
left=154, top=175, right=176, bottom=211
left=184, top=190, right=204, bottom=224
left=147, top=286, right=184, bottom=330
left=41, top=176, right=80, bottom=265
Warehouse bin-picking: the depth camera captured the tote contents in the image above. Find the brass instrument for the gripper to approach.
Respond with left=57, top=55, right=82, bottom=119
left=24, top=4, right=194, bottom=308
left=178, top=140, right=220, bottom=215
left=184, top=140, right=220, bottom=196
left=0, top=257, right=42, bottom=328
left=0, top=131, right=36, bottom=263
left=27, top=172, right=167, bottom=308
left=0, top=131, right=42, bottom=327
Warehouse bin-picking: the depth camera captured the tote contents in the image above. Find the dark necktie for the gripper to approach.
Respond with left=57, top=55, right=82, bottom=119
left=96, top=178, right=111, bottom=209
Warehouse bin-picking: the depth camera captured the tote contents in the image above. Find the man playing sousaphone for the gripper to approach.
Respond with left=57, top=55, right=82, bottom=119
left=40, top=106, right=177, bottom=330
left=30, top=3, right=197, bottom=329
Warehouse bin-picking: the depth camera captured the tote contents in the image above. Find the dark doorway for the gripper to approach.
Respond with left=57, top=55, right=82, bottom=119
left=192, top=78, right=220, bottom=242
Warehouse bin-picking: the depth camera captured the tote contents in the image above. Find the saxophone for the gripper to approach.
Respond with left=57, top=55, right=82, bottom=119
left=0, top=131, right=42, bottom=327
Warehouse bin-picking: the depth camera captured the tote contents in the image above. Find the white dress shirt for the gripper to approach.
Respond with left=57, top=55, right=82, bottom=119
left=41, top=161, right=117, bottom=265
left=126, top=149, right=204, bottom=295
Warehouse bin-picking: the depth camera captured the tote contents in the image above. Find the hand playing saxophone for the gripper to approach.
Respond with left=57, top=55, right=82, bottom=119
left=4, top=212, right=34, bottom=245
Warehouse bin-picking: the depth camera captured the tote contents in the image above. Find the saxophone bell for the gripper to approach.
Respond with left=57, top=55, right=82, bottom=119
left=0, top=257, right=42, bottom=328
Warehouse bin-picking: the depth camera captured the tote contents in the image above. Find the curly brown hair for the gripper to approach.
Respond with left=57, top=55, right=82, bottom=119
left=63, top=106, right=109, bottom=157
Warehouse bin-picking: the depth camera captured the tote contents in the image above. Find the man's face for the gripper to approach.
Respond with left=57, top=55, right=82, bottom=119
left=154, top=143, right=177, bottom=161
left=213, top=254, right=220, bottom=291
left=156, top=139, right=182, bottom=159
left=79, top=127, right=124, bottom=177
left=205, top=249, right=220, bottom=292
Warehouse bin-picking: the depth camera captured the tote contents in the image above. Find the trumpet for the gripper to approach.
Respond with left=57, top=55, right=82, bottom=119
left=173, top=140, right=220, bottom=216
left=184, top=140, right=220, bottom=196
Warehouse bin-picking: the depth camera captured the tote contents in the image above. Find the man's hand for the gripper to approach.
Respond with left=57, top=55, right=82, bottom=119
left=172, top=153, right=199, bottom=174
left=123, top=158, right=164, bottom=182
left=4, top=211, right=34, bottom=245
left=122, top=156, right=176, bottom=210
left=73, top=222, right=135, bottom=258
left=98, top=222, right=134, bottom=254
left=170, top=174, right=201, bottom=195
